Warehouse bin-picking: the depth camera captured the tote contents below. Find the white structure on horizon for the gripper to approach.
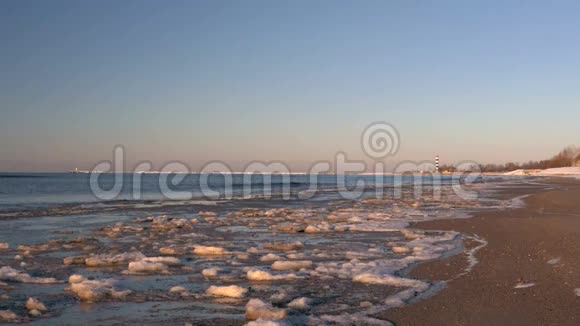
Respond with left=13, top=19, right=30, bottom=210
left=435, top=155, right=439, bottom=173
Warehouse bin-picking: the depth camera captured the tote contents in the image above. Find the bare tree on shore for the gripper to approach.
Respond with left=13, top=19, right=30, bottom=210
left=477, top=145, right=580, bottom=172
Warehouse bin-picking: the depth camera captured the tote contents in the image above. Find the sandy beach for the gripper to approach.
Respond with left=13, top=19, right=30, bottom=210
left=385, top=178, right=580, bottom=325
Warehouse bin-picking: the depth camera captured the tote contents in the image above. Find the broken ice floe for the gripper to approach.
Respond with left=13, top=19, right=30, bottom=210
left=206, top=285, right=247, bottom=298
left=67, top=275, right=131, bottom=302
left=246, top=298, right=288, bottom=320
left=0, top=266, right=61, bottom=284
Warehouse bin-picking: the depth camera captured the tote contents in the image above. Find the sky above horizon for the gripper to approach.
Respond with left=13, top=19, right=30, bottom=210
left=1, top=0, right=580, bottom=172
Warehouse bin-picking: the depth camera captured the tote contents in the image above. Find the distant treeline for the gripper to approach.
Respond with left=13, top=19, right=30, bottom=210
left=440, top=146, right=580, bottom=173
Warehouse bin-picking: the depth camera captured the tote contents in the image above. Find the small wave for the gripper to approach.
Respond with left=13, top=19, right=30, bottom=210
left=0, top=174, right=51, bottom=178
left=230, top=181, right=310, bottom=188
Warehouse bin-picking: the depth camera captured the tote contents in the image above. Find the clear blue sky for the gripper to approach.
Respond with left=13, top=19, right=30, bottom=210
left=1, top=0, right=579, bottom=172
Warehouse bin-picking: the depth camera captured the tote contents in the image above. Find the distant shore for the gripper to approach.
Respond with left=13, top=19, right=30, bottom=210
left=384, top=177, right=580, bottom=325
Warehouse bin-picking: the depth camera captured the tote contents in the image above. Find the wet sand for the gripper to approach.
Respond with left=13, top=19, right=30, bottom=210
left=385, top=178, right=580, bottom=325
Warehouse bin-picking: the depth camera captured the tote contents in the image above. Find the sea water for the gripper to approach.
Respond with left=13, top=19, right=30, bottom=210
left=0, top=173, right=526, bottom=324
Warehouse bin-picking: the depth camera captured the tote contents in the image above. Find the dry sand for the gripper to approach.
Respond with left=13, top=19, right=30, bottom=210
left=384, top=178, right=580, bottom=325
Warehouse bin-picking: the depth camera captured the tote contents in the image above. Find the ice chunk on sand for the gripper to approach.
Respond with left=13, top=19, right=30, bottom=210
left=359, top=301, right=373, bottom=308
left=193, top=245, right=229, bottom=256
left=287, top=297, right=312, bottom=310
left=304, top=225, right=320, bottom=233
left=0, top=310, right=18, bottom=322
left=0, top=266, right=61, bottom=284
left=68, top=274, right=85, bottom=284
left=260, top=253, right=285, bottom=262
left=85, top=251, right=145, bottom=267
left=26, top=297, right=47, bottom=312
left=159, top=247, right=183, bottom=255
left=245, top=299, right=287, bottom=320
left=246, top=319, right=289, bottom=326
left=124, top=256, right=180, bottom=274
left=126, top=260, right=168, bottom=274
left=198, top=211, right=217, bottom=217
left=63, top=256, right=87, bottom=265
left=141, top=256, right=181, bottom=265
left=202, top=267, right=221, bottom=277
left=247, top=269, right=298, bottom=281
left=169, top=286, right=189, bottom=295
left=271, top=260, right=312, bottom=271
left=67, top=275, right=131, bottom=302
left=264, top=242, right=303, bottom=252
left=270, top=292, right=289, bottom=304
left=391, top=246, right=410, bottom=254
left=29, top=309, right=42, bottom=317
left=286, top=253, right=307, bottom=260
left=206, top=285, right=247, bottom=298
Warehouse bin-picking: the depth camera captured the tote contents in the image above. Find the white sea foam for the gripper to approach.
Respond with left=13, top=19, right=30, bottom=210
left=310, top=313, right=392, bottom=326
left=514, top=282, right=536, bottom=289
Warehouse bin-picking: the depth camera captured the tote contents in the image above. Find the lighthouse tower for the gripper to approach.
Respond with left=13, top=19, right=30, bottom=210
left=435, top=155, right=440, bottom=173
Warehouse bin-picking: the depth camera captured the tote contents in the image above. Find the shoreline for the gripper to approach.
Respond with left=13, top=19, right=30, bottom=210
left=384, top=177, right=580, bottom=325
left=0, top=177, right=575, bottom=324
